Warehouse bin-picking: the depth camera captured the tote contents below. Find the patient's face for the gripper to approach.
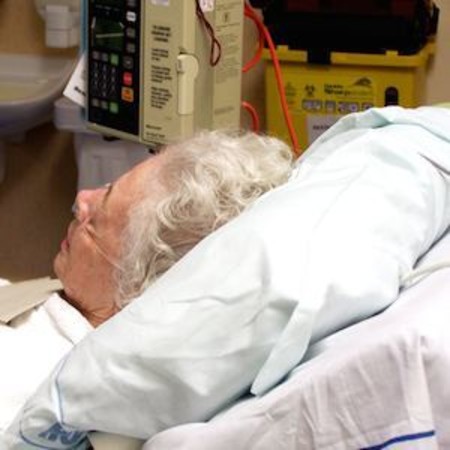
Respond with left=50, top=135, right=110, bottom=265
left=54, top=155, right=165, bottom=327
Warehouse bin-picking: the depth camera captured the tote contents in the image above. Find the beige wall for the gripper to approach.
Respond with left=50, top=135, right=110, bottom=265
left=426, top=0, right=450, bottom=104
left=0, top=0, right=77, bottom=56
left=0, top=126, right=77, bottom=280
left=241, top=8, right=266, bottom=130
left=0, top=0, right=78, bottom=281
left=0, top=1, right=449, bottom=281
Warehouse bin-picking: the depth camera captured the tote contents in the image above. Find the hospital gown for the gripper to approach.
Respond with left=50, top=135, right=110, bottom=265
left=0, top=284, right=92, bottom=432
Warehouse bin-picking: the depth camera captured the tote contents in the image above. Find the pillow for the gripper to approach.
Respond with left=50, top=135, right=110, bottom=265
left=4, top=106, right=450, bottom=449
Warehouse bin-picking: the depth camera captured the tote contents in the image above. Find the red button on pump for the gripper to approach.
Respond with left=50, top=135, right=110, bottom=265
left=123, top=72, right=133, bottom=86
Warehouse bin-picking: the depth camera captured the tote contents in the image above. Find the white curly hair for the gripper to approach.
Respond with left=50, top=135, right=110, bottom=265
left=115, top=129, right=293, bottom=307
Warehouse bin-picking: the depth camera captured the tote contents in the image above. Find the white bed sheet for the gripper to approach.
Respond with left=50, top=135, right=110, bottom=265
left=141, top=230, right=450, bottom=450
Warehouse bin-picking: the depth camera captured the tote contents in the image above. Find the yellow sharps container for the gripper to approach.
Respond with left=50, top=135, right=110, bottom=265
left=264, top=42, right=435, bottom=152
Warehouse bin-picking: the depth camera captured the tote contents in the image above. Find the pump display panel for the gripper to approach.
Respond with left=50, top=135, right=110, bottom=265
left=87, top=0, right=140, bottom=137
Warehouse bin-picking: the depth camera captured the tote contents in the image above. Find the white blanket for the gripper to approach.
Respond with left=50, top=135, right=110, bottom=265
left=0, top=292, right=91, bottom=432
left=143, top=231, right=450, bottom=450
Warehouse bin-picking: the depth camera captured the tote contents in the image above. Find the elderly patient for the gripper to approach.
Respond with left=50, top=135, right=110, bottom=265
left=59, top=130, right=293, bottom=326
left=0, top=130, right=293, bottom=431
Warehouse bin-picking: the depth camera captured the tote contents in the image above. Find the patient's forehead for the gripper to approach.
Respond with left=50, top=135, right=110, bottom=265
left=90, top=154, right=167, bottom=248
left=116, top=153, right=167, bottom=203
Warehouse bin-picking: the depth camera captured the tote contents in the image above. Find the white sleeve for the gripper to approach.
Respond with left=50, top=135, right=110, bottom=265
left=0, top=294, right=91, bottom=434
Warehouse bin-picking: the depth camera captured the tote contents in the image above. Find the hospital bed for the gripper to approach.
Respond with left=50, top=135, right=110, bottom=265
left=89, top=228, right=450, bottom=449
left=4, top=105, right=450, bottom=450
left=88, top=105, right=450, bottom=450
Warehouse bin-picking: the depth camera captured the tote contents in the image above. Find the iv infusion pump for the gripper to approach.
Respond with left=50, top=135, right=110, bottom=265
left=87, top=0, right=244, bottom=149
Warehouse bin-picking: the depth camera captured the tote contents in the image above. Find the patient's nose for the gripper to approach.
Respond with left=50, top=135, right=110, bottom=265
left=74, top=189, right=98, bottom=222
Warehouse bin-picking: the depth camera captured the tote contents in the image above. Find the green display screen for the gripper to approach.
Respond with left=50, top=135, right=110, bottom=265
left=93, top=18, right=124, bottom=51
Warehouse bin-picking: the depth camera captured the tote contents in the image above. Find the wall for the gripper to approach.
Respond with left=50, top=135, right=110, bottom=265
left=426, top=0, right=450, bottom=104
left=0, top=0, right=449, bottom=281
left=241, top=8, right=266, bottom=130
left=0, top=0, right=79, bottom=55
left=0, top=0, right=78, bottom=281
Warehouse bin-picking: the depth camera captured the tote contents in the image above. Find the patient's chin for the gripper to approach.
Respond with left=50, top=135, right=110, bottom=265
left=53, top=251, right=65, bottom=281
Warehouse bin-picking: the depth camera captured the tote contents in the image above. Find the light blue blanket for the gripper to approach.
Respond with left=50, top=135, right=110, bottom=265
left=3, top=106, right=450, bottom=450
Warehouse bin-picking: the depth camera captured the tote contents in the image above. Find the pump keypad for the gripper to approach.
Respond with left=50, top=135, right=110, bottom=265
left=90, top=58, right=120, bottom=107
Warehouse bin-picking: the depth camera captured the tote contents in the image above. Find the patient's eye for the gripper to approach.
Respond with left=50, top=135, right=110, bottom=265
left=101, top=183, right=113, bottom=208
left=88, top=183, right=115, bottom=231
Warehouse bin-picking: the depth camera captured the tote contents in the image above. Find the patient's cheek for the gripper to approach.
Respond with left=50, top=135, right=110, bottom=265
left=52, top=219, right=123, bottom=324
left=53, top=251, right=88, bottom=307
